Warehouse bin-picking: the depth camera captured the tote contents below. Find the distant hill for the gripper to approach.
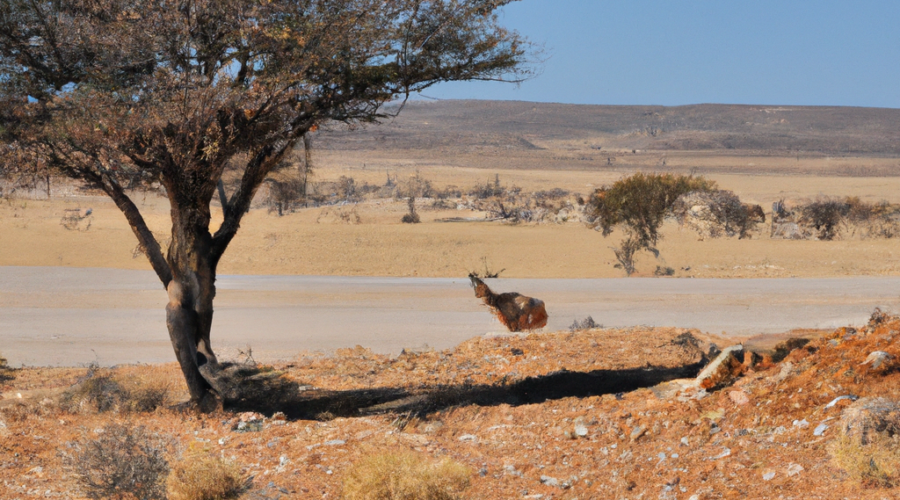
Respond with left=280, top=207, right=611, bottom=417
left=318, top=100, right=900, bottom=156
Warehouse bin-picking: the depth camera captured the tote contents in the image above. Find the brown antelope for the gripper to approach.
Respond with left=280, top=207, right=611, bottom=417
left=469, top=273, right=548, bottom=332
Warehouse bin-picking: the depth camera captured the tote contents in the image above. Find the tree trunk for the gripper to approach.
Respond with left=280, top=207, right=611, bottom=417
left=165, top=203, right=222, bottom=411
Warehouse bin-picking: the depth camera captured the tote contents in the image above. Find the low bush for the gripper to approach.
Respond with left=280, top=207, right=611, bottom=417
left=67, top=424, right=170, bottom=500
left=401, top=195, right=421, bottom=223
left=829, top=397, right=900, bottom=487
left=166, top=451, right=245, bottom=500
left=772, top=197, right=900, bottom=240
left=569, top=316, right=599, bottom=331
left=672, top=190, right=765, bottom=239
left=342, top=449, right=471, bottom=500
left=59, top=369, right=168, bottom=414
left=830, top=433, right=900, bottom=488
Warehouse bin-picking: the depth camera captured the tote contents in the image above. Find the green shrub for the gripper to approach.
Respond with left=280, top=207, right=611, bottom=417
left=588, top=172, right=715, bottom=275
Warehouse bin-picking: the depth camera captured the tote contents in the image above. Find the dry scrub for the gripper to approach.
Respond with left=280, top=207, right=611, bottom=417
left=65, top=423, right=170, bottom=500
left=166, top=449, right=245, bottom=500
left=59, top=368, right=169, bottom=414
left=342, top=449, right=471, bottom=500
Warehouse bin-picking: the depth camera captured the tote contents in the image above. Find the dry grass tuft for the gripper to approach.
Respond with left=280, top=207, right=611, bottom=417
left=59, top=369, right=169, bottom=414
left=829, top=397, right=900, bottom=487
left=829, top=433, right=900, bottom=488
left=166, top=449, right=245, bottom=500
left=342, top=449, right=471, bottom=500
left=67, top=423, right=170, bottom=500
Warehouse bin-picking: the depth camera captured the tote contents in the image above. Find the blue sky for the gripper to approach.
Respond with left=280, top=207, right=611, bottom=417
left=428, top=0, right=900, bottom=108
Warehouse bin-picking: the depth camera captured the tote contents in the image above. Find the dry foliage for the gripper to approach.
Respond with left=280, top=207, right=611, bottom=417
left=672, top=189, right=765, bottom=239
left=59, top=369, right=168, bottom=414
left=830, top=433, right=900, bottom=487
left=342, top=449, right=471, bottom=500
left=166, top=450, right=245, bottom=500
left=66, top=424, right=170, bottom=500
left=772, top=196, right=900, bottom=240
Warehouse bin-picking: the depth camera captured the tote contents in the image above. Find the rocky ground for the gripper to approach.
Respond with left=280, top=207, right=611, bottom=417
left=1, top=315, right=899, bottom=499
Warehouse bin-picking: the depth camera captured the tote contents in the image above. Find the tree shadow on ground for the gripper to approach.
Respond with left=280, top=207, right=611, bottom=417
left=217, top=359, right=708, bottom=421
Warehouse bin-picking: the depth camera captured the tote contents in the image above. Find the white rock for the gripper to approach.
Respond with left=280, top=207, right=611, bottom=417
left=786, top=463, right=804, bottom=477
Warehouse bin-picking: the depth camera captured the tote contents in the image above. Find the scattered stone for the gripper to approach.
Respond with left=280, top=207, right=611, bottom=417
left=813, top=423, right=829, bottom=436
left=235, top=420, right=263, bottom=433
left=792, top=419, right=809, bottom=429
left=786, top=463, right=804, bottom=477
left=728, top=390, right=750, bottom=406
left=651, top=378, right=697, bottom=399
left=680, top=437, right=690, bottom=447
left=762, top=471, right=776, bottom=481
left=772, top=338, right=810, bottom=362
left=825, top=395, right=859, bottom=409
left=324, top=440, right=345, bottom=446
left=840, top=397, right=900, bottom=444
left=773, top=361, right=794, bottom=383
left=695, top=345, right=745, bottom=390
left=271, top=411, right=287, bottom=421
left=574, top=423, right=588, bottom=438
left=540, top=475, right=559, bottom=487
left=418, top=421, right=444, bottom=434
left=708, top=447, right=731, bottom=460
left=503, top=465, right=522, bottom=477
left=630, top=426, right=647, bottom=442
left=458, top=434, right=478, bottom=443
left=861, top=351, right=895, bottom=372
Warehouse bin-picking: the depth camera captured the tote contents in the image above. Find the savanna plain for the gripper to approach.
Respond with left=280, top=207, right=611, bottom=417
left=2, top=101, right=900, bottom=499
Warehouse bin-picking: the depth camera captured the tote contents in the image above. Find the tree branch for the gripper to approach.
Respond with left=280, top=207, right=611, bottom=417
left=82, top=169, right=173, bottom=289
left=210, top=131, right=306, bottom=262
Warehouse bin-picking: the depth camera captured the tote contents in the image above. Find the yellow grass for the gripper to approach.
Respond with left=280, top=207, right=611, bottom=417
left=166, top=449, right=245, bottom=500
left=342, top=449, right=471, bottom=500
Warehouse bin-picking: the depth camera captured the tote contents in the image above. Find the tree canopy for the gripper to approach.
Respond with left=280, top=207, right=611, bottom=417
left=0, top=0, right=532, bottom=409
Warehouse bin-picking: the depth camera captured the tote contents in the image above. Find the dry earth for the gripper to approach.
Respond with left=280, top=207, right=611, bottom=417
left=3, top=101, right=900, bottom=279
left=1, top=314, right=899, bottom=499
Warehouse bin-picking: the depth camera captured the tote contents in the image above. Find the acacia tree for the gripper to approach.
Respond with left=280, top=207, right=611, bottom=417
left=0, top=0, right=531, bottom=409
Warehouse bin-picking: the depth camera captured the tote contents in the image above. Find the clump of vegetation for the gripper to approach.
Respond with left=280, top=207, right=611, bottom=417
left=401, top=194, right=421, bottom=223
left=829, top=397, right=900, bottom=488
left=469, top=174, right=506, bottom=200
left=801, top=198, right=850, bottom=240
left=772, top=196, right=900, bottom=240
left=166, top=450, right=245, bottom=500
left=654, top=265, right=675, bottom=276
left=672, top=190, right=765, bottom=239
left=830, top=434, right=900, bottom=487
left=588, top=173, right=716, bottom=275
left=342, top=449, right=471, bottom=500
left=569, top=316, right=599, bottom=331
left=59, top=369, right=168, bottom=414
left=67, top=424, right=170, bottom=500
left=0, top=352, right=14, bottom=383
